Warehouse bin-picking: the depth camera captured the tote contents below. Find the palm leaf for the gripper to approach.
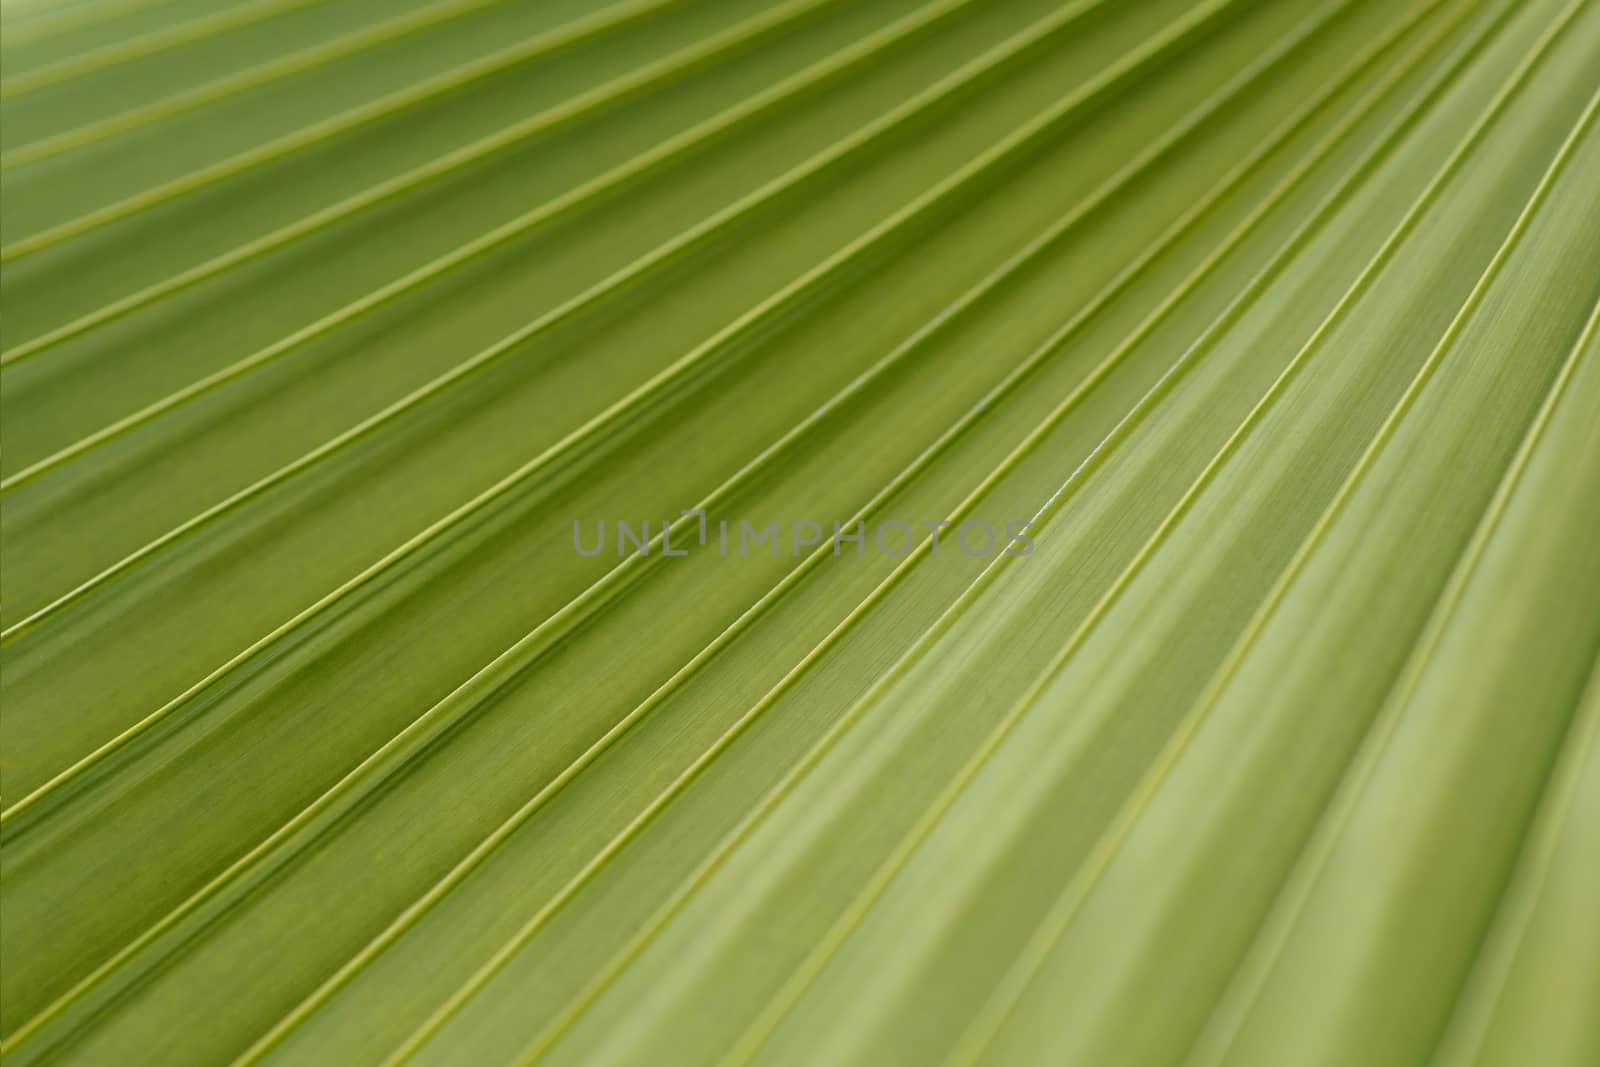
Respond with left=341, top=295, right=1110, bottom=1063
left=2, top=0, right=1596, bottom=1063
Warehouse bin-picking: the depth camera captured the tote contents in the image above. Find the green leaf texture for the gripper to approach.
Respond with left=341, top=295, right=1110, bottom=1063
left=2, top=0, right=1597, bottom=1063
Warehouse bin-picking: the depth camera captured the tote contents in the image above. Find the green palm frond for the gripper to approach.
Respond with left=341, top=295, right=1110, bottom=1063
left=2, top=0, right=1596, bottom=1064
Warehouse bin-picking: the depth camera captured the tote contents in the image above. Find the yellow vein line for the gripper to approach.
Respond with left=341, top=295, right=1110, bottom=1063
left=0, top=0, right=1180, bottom=825
left=0, top=0, right=685, bottom=264
left=0, top=0, right=517, bottom=171
left=0, top=0, right=330, bottom=100
left=389, top=4, right=1496, bottom=1062
left=0, top=0, right=969, bottom=484
left=215, top=5, right=1388, bottom=1058
left=1181, top=84, right=1600, bottom=1067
